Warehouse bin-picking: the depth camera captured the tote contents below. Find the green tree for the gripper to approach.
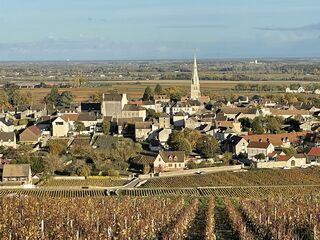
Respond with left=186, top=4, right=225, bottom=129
left=266, top=116, right=283, bottom=133
left=110, top=138, right=142, bottom=162
left=167, top=131, right=192, bottom=155
left=238, top=118, right=253, bottom=131
left=146, top=109, right=161, bottom=120
left=282, top=147, right=297, bottom=156
left=45, top=86, right=59, bottom=107
left=58, top=91, right=73, bottom=107
left=0, top=90, right=9, bottom=110
left=254, top=153, right=266, bottom=161
left=154, top=83, right=163, bottom=95
left=142, top=86, right=153, bottom=100
left=102, top=121, right=110, bottom=135
left=4, top=83, right=19, bottom=106
left=222, top=152, right=233, bottom=165
left=74, top=121, right=86, bottom=133
left=182, top=128, right=202, bottom=151
left=252, top=117, right=265, bottom=134
left=196, top=135, right=220, bottom=158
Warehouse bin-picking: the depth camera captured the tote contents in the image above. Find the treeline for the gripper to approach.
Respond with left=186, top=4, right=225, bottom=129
left=233, top=83, right=285, bottom=92
left=233, top=83, right=320, bottom=92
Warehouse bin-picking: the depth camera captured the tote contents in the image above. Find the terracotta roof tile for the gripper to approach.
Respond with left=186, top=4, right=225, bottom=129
left=247, top=141, right=271, bottom=149
left=307, top=147, right=320, bottom=156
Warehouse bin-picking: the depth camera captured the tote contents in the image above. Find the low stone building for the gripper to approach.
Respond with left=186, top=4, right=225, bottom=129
left=0, top=132, right=16, bottom=148
left=2, top=164, right=32, bottom=184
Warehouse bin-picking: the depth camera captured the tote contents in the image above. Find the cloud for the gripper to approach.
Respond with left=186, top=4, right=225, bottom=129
left=255, top=23, right=320, bottom=32
left=160, top=24, right=224, bottom=29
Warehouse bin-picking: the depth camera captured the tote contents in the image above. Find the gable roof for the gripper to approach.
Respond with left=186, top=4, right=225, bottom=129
left=77, top=113, right=97, bottom=122
left=223, top=135, right=245, bottom=146
left=61, top=114, right=79, bottom=122
left=159, top=151, right=185, bottom=163
left=270, top=108, right=310, bottom=116
left=2, top=164, right=30, bottom=178
left=244, top=132, right=308, bottom=146
left=0, top=132, right=15, bottom=142
left=247, top=141, right=272, bottom=149
left=277, top=155, right=292, bottom=162
left=221, top=107, right=258, bottom=115
left=307, top=147, right=320, bottom=156
left=25, top=125, right=41, bottom=136
left=0, top=118, right=13, bottom=127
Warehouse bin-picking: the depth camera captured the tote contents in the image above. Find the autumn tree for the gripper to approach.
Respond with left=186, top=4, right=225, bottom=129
left=167, top=131, right=192, bottom=155
left=196, top=135, right=220, bottom=158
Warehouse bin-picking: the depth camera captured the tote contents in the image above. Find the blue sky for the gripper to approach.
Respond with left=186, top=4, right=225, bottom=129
left=0, top=0, right=320, bottom=60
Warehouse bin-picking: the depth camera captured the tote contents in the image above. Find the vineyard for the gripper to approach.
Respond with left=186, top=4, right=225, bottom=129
left=0, top=184, right=320, bottom=198
left=143, top=167, right=320, bottom=188
left=120, top=185, right=320, bottom=198
left=1, top=195, right=320, bottom=239
left=38, top=178, right=129, bottom=188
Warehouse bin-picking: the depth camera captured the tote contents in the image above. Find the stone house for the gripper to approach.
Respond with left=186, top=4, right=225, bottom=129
left=2, top=164, right=32, bottom=184
left=222, top=135, right=248, bottom=156
left=101, top=93, right=128, bottom=119
left=153, top=151, right=186, bottom=172
left=0, top=132, right=16, bottom=148
left=247, top=141, right=275, bottom=161
left=0, top=118, right=14, bottom=132
left=122, top=104, right=146, bottom=120
left=52, top=117, right=69, bottom=137
left=134, top=121, right=154, bottom=141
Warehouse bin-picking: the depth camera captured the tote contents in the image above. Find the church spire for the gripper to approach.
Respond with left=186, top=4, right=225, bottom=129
left=190, top=55, right=201, bottom=100
left=192, top=55, right=199, bottom=85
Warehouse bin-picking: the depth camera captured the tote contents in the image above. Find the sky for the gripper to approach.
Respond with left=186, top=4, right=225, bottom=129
left=0, top=0, right=320, bottom=60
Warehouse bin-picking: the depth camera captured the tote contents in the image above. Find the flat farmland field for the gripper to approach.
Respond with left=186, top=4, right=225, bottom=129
left=22, top=80, right=238, bottom=103
left=21, top=79, right=311, bottom=104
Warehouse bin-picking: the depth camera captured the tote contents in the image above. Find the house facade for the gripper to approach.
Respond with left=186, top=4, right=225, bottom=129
left=153, top=151, right=186, bottom=172
left=2, top=164, right=32, bottom=184
left=247, top=141, right=275, bottom=161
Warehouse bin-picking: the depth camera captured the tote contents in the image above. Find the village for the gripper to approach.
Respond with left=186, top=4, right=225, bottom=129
left=0, top=57, right=320, bottom=186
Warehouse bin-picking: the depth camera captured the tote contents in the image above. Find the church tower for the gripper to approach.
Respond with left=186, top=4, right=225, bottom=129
left=190, top=56, right=201, bottom=100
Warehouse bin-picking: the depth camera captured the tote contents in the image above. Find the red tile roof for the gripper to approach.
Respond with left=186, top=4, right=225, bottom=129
left=307, top=147, right=320, bottom=156
left=277, top=155, right=292, bottom=162
left=244, top=132, right=308, bottom=146
left=61, top=114, right=79, bottom=122
left=247, top=141, right=271, bottom=149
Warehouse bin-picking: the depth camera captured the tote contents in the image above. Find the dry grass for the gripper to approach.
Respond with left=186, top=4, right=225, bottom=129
left=22, top=79, right=313, bottom=104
